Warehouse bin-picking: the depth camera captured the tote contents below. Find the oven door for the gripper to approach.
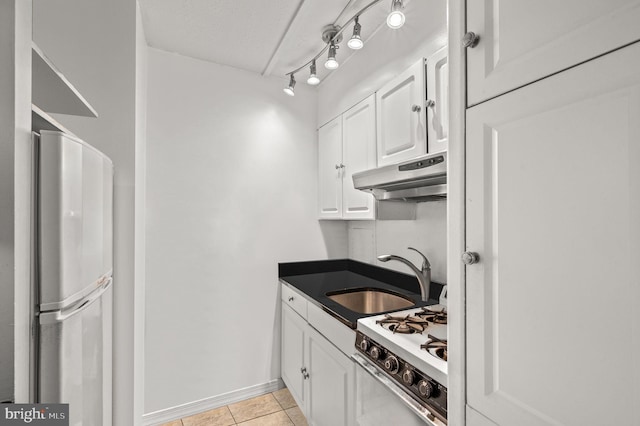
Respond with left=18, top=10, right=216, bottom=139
left=352, top=353, right=445, bottom=426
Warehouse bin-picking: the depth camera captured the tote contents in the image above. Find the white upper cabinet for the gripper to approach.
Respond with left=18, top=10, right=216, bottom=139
left=376, top=59, right=426, bottom=166
left=466, top=0, right=640, bottom=106
left=318, top=95, right=376, bottom=220
left=341, top=95, right=376, bottom=220
left=318, top=117, right=343, bottom=219
left=426, top=47, right=448, bottom=153
left=306, top=325, right=354, bottom=426
left=465, top=42, right=640, bottom=426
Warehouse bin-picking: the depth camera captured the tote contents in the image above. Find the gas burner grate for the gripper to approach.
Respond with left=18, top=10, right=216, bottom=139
left=416, top=306, right=448, bottom=325
left=376, top=314, right=430, bottom=334
left=421, top=334, right=448, bottom=361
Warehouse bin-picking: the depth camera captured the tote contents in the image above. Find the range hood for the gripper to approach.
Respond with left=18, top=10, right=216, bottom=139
left=352, top=152, right=447, bottom=202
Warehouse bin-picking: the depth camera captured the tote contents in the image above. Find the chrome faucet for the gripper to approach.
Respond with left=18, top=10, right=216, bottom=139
left=378, top=247, right=431, bottom=302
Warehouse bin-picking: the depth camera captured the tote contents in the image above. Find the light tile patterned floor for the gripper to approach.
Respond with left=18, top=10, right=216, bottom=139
left=160, top=388, right=308, bottom=426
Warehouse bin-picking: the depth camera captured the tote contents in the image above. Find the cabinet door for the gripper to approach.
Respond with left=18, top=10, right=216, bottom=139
left=466, top=0, right=640, bottom=106
left=376, top=59, right=426, bottom=166
left=318, top=117, right=343, bottom=219
left=281, top=304, right=307, bottom=408
left=306, top=326, right=354, bottom=426
left=466, top=43, right=640, bottom=426
left=426, top=47, right=448, bottom=153
left=342, top=95, right=376, bottom=220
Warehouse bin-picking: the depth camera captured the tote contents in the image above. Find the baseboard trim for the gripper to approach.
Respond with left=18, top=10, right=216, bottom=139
left=142, top=378, right=285, bottom=425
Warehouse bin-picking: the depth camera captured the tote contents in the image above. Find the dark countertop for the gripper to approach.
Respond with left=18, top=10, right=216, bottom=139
left=279, top=259, right=444, bottom=329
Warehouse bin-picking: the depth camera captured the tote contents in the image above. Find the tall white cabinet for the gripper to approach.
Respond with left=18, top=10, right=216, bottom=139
left=463, top=3, right=640, bottom=425
left=466, top=0, right=640, bottom=106
left=318, top=95, right=376, bottom=220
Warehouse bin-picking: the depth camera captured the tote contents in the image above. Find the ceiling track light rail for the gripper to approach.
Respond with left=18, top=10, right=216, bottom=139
left=284, top=0, right=406, bottom=94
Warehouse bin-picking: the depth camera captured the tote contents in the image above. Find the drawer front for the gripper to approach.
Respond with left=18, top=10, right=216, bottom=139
left=281, top=283, right=308, bottom=320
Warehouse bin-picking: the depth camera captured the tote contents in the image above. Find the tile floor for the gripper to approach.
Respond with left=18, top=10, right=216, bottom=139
left=160, top=388, right=308, bottom=426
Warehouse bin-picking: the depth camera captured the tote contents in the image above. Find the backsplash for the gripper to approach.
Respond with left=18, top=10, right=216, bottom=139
left=348, top=201, right=447, bottom=283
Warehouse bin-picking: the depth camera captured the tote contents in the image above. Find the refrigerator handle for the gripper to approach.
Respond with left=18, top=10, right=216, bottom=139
left=40, top=279, right=112, bottom=325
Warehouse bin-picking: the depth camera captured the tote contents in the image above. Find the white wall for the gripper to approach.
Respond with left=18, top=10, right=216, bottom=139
left=33, top=0, right=145, bottom=423
left=349, top=202, right=447, bottom=284
left=144, top=48, right=347, bottom=414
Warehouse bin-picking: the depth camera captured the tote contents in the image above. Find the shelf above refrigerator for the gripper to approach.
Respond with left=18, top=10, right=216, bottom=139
left=32, top=104, right=77, bottom=137
left=32, top=41, right=98, bottom=118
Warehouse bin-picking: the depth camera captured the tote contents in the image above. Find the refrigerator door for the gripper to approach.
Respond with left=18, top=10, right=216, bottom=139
left=38, top=131, right=113, bottom=310
left=39, top=280, right=112, bottom=426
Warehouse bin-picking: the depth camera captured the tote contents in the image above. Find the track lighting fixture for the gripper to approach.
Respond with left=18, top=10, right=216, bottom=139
left=284, top=0, right=411, bottom=96
left=347, top=16, right=364, bottom=50
left=325, top=41, right=339, bottom=70
left=387, top=0, right=405, bottom=29
left=307, top=60, right=320, bottom=85
left=283, top=74, right=296, bottom=96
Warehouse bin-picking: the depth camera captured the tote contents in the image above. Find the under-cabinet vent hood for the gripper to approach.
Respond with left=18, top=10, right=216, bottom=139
left=352, top=152, right=447, bottom=202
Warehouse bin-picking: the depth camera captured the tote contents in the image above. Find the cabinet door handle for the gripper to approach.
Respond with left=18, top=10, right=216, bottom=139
left=288, top=296, right=294, bottom=302
left=300, top=367, right=307, bottom=373
left=411, top=104, right=422, bottom=113
left=425, top=99, right=435, bottom=108
left=303, top=372, right=310, bottom=379
left=462, top=32, right=480, bottom=48
left=462, top=251, right=480, bottom=265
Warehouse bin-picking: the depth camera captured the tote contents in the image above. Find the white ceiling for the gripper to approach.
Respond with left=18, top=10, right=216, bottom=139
left=138, top=0, right=406, bottom=80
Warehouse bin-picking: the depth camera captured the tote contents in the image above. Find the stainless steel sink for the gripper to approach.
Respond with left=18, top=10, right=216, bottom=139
left=326, top=288, right=415, bottom=314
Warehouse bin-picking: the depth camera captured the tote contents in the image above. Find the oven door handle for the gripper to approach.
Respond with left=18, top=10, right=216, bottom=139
left=351, top=352, right=446, bottom=426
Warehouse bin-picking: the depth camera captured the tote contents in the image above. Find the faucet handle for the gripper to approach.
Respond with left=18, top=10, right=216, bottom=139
left=407, top=247, right=431, bottom=270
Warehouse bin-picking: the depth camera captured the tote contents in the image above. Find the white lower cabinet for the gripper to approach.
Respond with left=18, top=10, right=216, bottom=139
left=465, top=42, right=640, bottom=426
left=281, top=302, right=307, bottom=407
left=281, top=289, right=355, bottom=426
left=306, top=325, right=354, bottom=426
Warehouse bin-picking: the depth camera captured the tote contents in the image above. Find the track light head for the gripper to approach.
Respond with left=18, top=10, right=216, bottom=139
left=347, top=17, right=364, bottom=50
left=307, top=61, right=320, bottom=85
left=387, top=0, right=405, bottom=29
left=283, top=74, right=296, bottom=96
left=325, top=41, right=339, bottom=70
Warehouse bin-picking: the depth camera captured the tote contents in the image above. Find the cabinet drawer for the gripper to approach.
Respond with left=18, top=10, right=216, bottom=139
left=281, top=283, right=308, bottom=320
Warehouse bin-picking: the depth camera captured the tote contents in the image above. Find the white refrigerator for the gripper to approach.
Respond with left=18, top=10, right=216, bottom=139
left=34, top=130, right=113, bottom=425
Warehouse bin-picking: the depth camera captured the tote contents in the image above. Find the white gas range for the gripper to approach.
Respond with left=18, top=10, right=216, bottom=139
left=353, top=299, right=448, bottom=425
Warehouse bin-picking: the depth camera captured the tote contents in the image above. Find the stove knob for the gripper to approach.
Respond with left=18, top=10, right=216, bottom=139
left=418, top=380, right=434, bottom=398
left=384, top=356, right=399, bottom=374
left=402, top=369, right=415, bottom=385
left=360, top=339, right=370, bottom=352
left=370, top=346, right=381, bottom=360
